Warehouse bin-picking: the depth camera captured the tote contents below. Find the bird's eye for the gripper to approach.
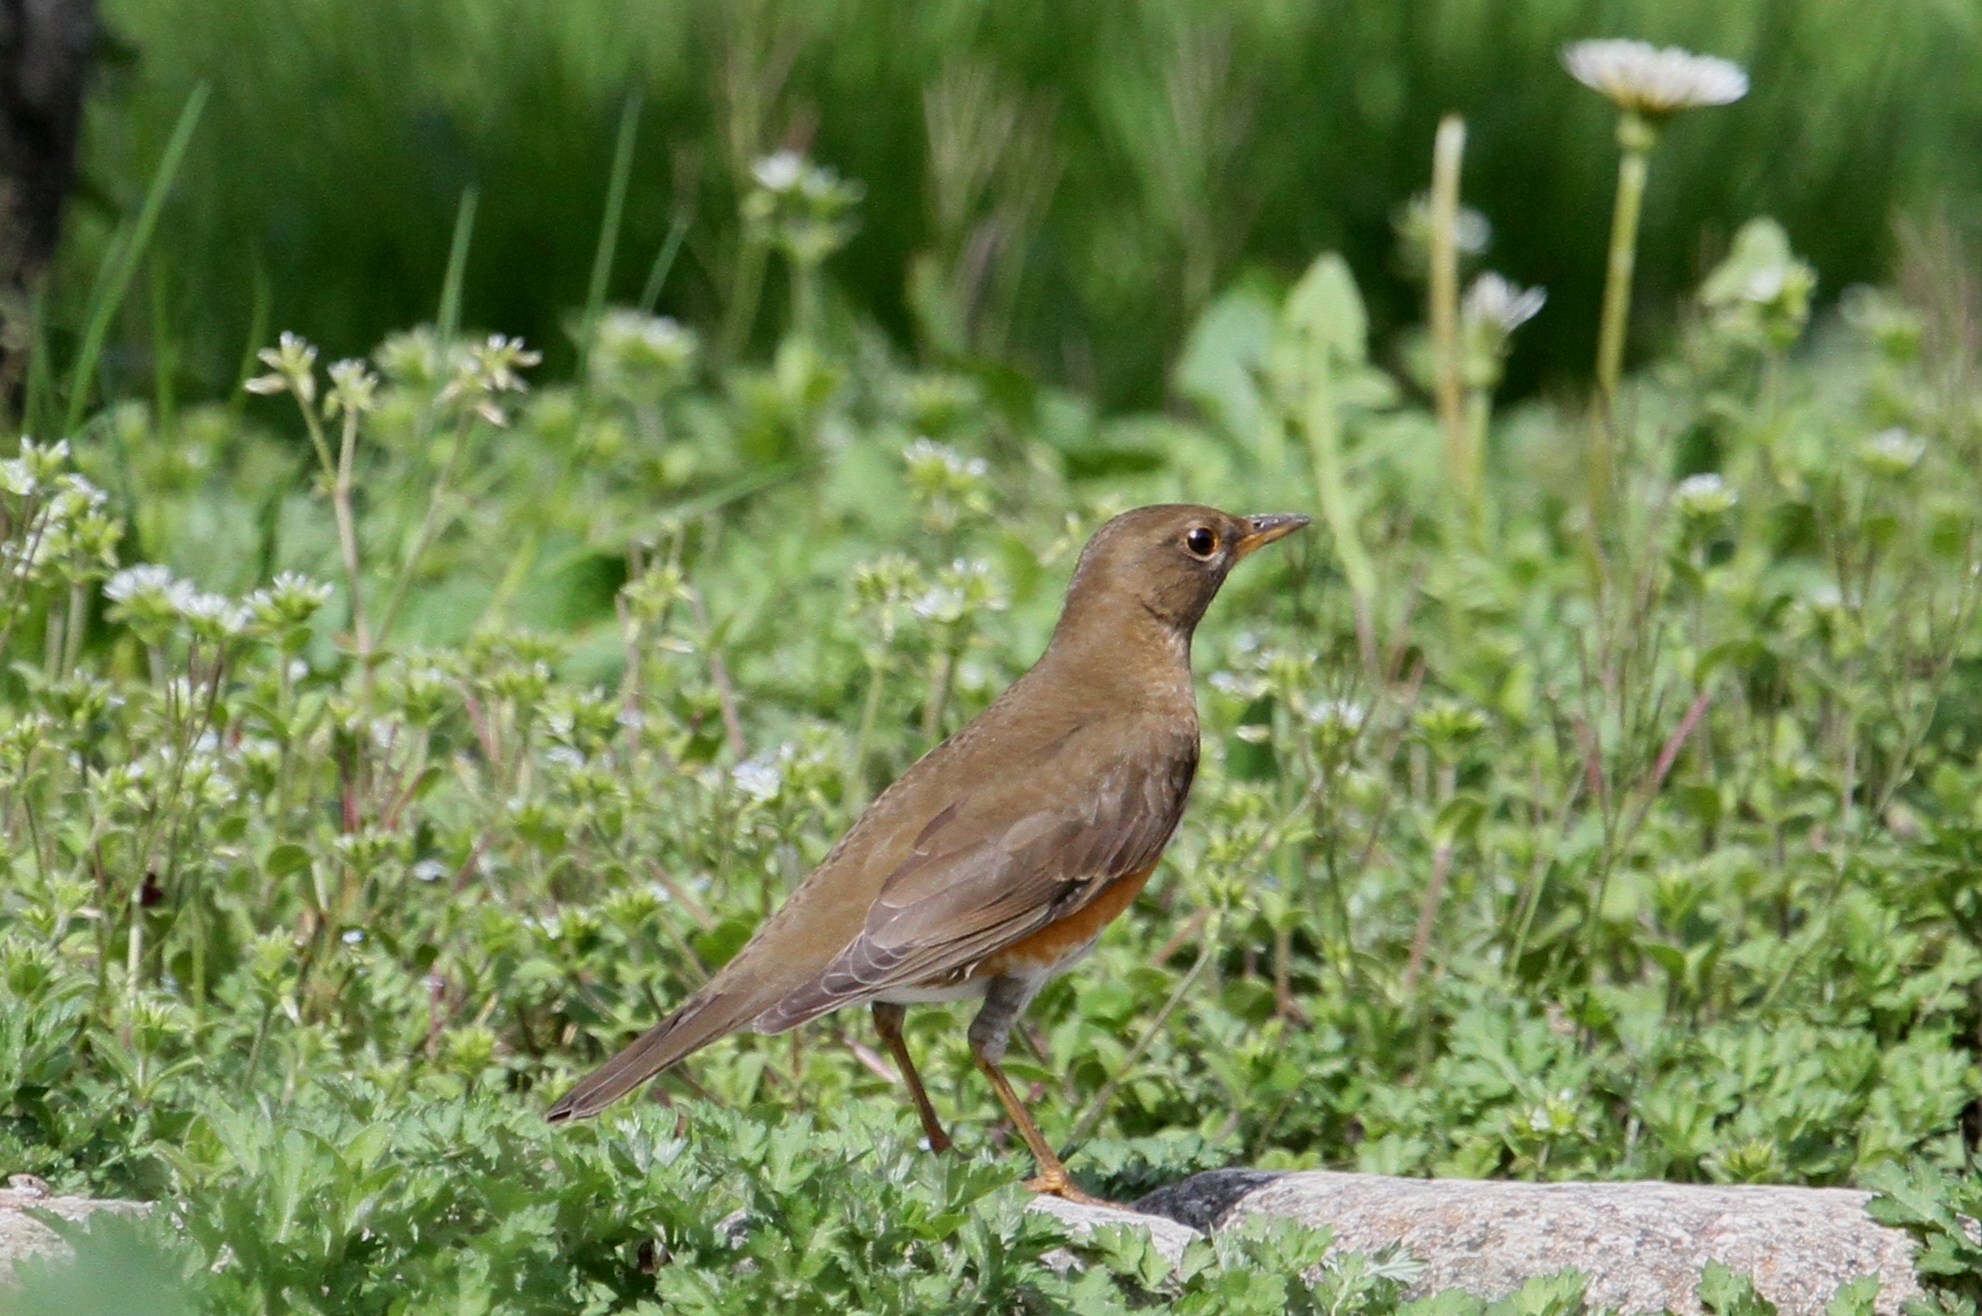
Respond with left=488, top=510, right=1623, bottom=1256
left=1183, top=526, right=1219, bottom=559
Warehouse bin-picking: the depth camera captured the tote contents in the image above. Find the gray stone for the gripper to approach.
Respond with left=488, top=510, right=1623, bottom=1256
left=5, top=1172, right=1932, bottom=1312
left=1031, top=1170, right=1924, bottom=1314
left=1231, top=1172, right=1921, bottom=1313
left=1134, top=1168, right=1285, bottom=1231
left=0, top=1187, right=149, bottom=1282
left=1030, top=1194, right=1202, bottom=1274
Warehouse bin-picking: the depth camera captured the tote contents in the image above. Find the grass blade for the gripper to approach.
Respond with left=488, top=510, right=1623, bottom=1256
left=62, top=83, right=209, bottom=436
left=580, top=95, right=644, bottom=371
left=436, top=187, right=481, bottom=343
left=638, top=214, right=691, bottom=314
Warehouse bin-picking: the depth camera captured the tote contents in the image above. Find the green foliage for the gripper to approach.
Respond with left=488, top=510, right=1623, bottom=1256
left=1699, top=1262, right=1779, bottom=1316
left=6, top=167, right=1982, bottom=1305
left=1864, top=1162, right=1982, bottom=1310
left=48, top=0, right=1982, bottom=415
left=1, top=1210, right=196, bottom=1316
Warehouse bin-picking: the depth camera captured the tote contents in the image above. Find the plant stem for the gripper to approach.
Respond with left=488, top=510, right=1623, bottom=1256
left=376, top=412, right=473, bottom=643
left=300, top=399, right=371, bottom=696
left=1429, top=115, right=1468, bottom=501
left=1589, top=114, right=1657, bottom=524
left=921, top=639, right=958, bottom=746
left=791, top=258, right=821, bottom=343
left=1595, top=114, right=1656, bottom=406
left=60, top=579, right=87, bottom=676
left=720, top=232, right=768, bottom=362
left=849, top=654, right=887, bottom=803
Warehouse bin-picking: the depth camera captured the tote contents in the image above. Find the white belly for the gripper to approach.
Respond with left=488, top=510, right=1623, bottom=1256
left=871, top=979, right=991, bottom=1005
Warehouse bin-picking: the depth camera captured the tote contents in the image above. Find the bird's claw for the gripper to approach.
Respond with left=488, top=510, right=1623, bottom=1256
left=1022, top=1172, right=1121, bottom=1210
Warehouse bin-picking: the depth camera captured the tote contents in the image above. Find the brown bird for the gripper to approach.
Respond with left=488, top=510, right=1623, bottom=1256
left=546, top=504, right=1308, bottom=1203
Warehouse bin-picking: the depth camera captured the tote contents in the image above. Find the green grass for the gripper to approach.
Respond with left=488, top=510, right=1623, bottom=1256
left=5, top=170, right=1981, bottom=1310
left=43, top=0, right=1982, bottom=423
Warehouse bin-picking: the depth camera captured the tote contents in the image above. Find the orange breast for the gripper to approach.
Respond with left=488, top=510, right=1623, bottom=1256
left=972, top=861, right=1159, bottom=977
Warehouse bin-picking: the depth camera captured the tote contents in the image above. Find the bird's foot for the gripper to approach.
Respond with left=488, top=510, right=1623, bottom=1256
left=1022, top=1171, right=1122, bottom=1210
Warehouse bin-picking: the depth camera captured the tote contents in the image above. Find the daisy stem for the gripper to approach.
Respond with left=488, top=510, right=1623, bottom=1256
left=1591, top=112, right=1657, bottom=519
left=1595, top=113, right=1657, bottom=406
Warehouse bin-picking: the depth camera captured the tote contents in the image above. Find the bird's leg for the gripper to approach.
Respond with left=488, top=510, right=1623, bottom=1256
left=872, top=1001, right=952, bottom=1153
left=968, top=975, right=1116, bottom=1208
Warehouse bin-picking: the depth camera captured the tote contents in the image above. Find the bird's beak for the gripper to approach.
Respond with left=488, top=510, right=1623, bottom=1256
left=1233, top=512, right=1311, bottom=559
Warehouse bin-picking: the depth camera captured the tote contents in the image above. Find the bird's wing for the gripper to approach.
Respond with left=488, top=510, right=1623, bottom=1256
left=752, top=726, right=1196, bottom=1032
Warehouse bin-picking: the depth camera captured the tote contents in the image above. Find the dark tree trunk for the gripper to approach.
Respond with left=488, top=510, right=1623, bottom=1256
left=0, top=0, right=97, bottom=406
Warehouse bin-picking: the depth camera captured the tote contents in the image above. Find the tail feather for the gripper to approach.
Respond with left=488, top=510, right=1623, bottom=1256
left=544, top=992, right=746, bottom=1122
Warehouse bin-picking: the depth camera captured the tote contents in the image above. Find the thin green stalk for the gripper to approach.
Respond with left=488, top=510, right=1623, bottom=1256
left=790, top=258, right=821, bottom=343
left=301, top=400, right=372, bottom=690
left=720, top=232, right=769, bottom=361
left=228, top=263, right=274, bottom=414
left=0, top=503, right=51, bottom=658
left=376, top=411, right=475, bottom=643
left=64, top=85, right=208, bottom=437
left=60, top=579, right=87, bottom=676
left=921, top=639, right=958, bottom=746
left=1465, top=392, right=1492, bottom=528
left=848, top=654, right=889, bottom=803
left=1428, top=116, right=1468, bottom=498
left=437, top=188, right=481, bottom=343
left=1588, top=114, right=1656, bottom=526
left=639, top=215, right=692, bottom=313
left=579, top=96, right=644, bottom=376
left=1595, top=114, right=1656, bottom=405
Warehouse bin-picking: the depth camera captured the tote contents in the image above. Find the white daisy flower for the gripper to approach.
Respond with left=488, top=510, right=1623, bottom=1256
left=1563, top=40, right=1748, bottom=117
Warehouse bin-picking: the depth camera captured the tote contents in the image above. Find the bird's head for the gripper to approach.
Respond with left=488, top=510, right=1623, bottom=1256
left=1055, top=504, right=1309, bottom=644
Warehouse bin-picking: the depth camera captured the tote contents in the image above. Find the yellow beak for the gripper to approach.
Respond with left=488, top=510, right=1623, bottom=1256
left=1232, top=512, right=1311, bottom=559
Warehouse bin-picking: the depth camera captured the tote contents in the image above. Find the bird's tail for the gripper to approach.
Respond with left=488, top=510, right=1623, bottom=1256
left=544, top=990, right=750, bottom=1122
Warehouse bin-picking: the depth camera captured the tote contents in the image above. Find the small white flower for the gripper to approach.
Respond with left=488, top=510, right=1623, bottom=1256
left=1857, top=427, right=1926, bottom=477
left=325, top=358, right=380, bottom=418
left=412, top=859, right=449, bottom=884
left=1463, top=274, right=1547, bottom=335
left=1563, top=40, right=1748, bottom=117
left=1209, top=670, right=1269, bottom=700
left=732, top=756, right=783, bottom=802
left=246, top=331, right=319, bottom=402
left=902, top=437, right=987, bottom=483
left=105, top=564, right=178, bottom=605
left=179, top=591, right=247, bottom=638
left=0, top=458, right=37, bottom=497
left=21, top=437, right=70, bottom=466
left=1673, top=472, right=1737, bottom=518
left=341, top=928, right=365, bottom=945
left=752, top=150, right=807, bottom=193
left=911, top=583, right=964, bottom=624
left=1395, top=195, right=1493, bottom=263
left=1306, top=698, right=1368, bottom=732
left=247, top=571, right=334, bottom=630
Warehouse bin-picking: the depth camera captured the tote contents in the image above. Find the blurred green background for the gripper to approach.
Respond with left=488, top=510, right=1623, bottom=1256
left=44, top=0, right=1982, bottom=413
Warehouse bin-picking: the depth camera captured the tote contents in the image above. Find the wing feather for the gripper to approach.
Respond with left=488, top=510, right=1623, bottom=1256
left=754, top=732, right=1196, bottom=1031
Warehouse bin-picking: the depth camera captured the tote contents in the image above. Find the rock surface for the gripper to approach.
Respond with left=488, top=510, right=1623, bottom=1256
left=1030, top=1170, right=1924, bottom=1314
left=0, top=1184, right=148, bottom=1278
left=3, top=1171, right=1928, bottom=1312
